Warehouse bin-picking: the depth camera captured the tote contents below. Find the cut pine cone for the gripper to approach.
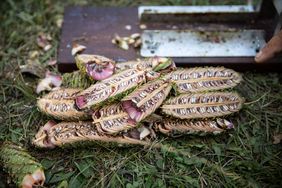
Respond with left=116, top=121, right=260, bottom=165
left=154, top=118, right=234, bottom=136
left=0, top=142, right=45, bottom=188
left=34, top=53, right=245, bottom=149
left=75, top=57, right=176, bottom=110
left=165, top=67, right=242, bottom=93
left=161, top=92, right=243, bottom=119
left=93, top=103, right=137, bottom=135
left=122, top=79, right=172, bottom=122
left=75, top=54, right=116, bottom=81
left=33, top=121, right=155, bottom=148
left=75, top=68, right=147, bottom=110
left=37, top=88, right=92, bottom=120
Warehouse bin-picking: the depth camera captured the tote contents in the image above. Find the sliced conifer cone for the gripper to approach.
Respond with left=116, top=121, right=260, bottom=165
left=37, top=88, right=92, bottom=120
left=74, top=56, right=177, bottom=110
left=0, top=142, right=45, bottom=188
left=162, top=92, right=244, bottom=119
left=75, top=54, right=116, bottom=81
left=165, top=67, right=242, bottom=93
left=122, top=79, right=172, bottom=122
left=32, top=121, right=154, bottom=148
left=93, top=103, right=137, bottom=134
left=75, top=68, right=148, bottom=110
left=42, top=88, right=81, bottom=99
left=154, top=118, right=234, bottom=136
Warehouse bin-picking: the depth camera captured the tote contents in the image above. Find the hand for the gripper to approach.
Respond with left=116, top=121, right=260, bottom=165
left=255, top=30, right=282, bottom=63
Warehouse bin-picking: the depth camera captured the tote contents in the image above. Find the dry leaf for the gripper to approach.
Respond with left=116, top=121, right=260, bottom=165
left=130, top=33, right=140, bottom=39
left=20, top=60, right=46, bottom=78
left=36, top=71, right=62, bottom=94
left=125, top=25, right=132, bottom=30
left=118, top=40, right=129, bottom=50
left=44, top=44, right=52, bottom=51
left=139, top=24, right=147, bottom=29
left=112, top=35, right=129, bottom=50
left=56, top=18, right=63, bottom=28
left=28, top=50, right=39, bottom=60
left=133, top=38, right=141, bottom=48
left=112, top=33, right=141, bottom=50
left=37, top=32, right=52, bottom=51
left=71, top=43, right=86, bottom=56
left=127, top=38, right=135, bottom=45
left=138, top=126, right=151, bottom=140
left=47, top=59, right=57, bottom=66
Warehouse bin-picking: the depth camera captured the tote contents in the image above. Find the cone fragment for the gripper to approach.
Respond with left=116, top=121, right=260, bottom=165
left=122, top=79, right=172, bottom=122
left=33, top=121, right=154, bottom=148
left=37, top=88, right=92, bottom=120
left=75, top=54, right=116, bottom=81
left=93, top=103, right=137, bottom=134
left=162, top=92, right=243, bottom=119
left=75, top=68, right=147, bottom=109
left=0, top=142, right=45, bottom=188
left=165, top=67, right=242, bottom=93
left=154, top=118, right=234, bottom=136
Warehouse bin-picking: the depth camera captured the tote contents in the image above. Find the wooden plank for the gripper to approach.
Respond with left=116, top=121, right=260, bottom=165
left=58, top=7, right=140, bottom=72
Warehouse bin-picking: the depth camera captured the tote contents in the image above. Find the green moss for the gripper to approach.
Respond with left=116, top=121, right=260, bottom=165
left=75, top=56, right=87, bottom=75
left=62, top=71, right=94, bottom=89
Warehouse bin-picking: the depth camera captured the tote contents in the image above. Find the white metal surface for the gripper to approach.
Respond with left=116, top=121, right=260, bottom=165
left=138, top=5, right=259, bottom=19
left=141, top=30, right=266, bottom=57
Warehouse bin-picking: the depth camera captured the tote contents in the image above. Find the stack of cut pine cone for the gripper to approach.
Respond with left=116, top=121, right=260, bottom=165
left=33, top=54, right=244, bottom=148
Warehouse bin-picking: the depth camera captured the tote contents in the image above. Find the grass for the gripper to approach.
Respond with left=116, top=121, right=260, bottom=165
left=0, top=0, right=282, bottom=187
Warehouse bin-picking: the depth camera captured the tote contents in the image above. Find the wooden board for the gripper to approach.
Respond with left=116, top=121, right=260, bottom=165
left=58, top=6, right=282, bottom=72
left=58, top=7, right=140, bottom=72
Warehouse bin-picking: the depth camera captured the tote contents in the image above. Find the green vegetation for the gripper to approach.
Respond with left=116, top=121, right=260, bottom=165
left=0, top=0, right=281, bottom=187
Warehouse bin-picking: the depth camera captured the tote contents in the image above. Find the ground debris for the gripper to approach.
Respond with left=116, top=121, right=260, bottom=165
left=37, top=32, right=52, bottom=51
left=273, top=134, right=282, bottom=144
left=112, top=33, right=141, bottom=50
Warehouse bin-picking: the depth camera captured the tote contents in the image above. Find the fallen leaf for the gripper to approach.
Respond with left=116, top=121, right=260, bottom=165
left=125, top=25, right=132, bottom=30
left=36, top=71, right=62, bottom=94
left=112, top=33, right=141, bottom=50
left=44, top=44, right=52, bottom=51
left=28, top=50, right=40, bottom=60
left=139, top=24, right=147, bottom=29
left=118, top=40, right=129, bottom=50
left=273, top=134, right=282, bottom=144
left=138, top=126, right=151, bottom=140
left=112, top=34, right=129, bottom=50
left=130, top=33, right=140, bottom=39
left=20, top=60, right=46, bottom=78
left=46, top=33, right=52, bottom=41
left=56, top=18, right=63, bottom=28
left=37, top=32, right=52, bottom=51
left=133, top=38, right=141, bottom=48
left=127, top=38, right=135, bottom=45
left=47, top=59, right=57, bottom=66
left=71, top=43, right=86, bottom=56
